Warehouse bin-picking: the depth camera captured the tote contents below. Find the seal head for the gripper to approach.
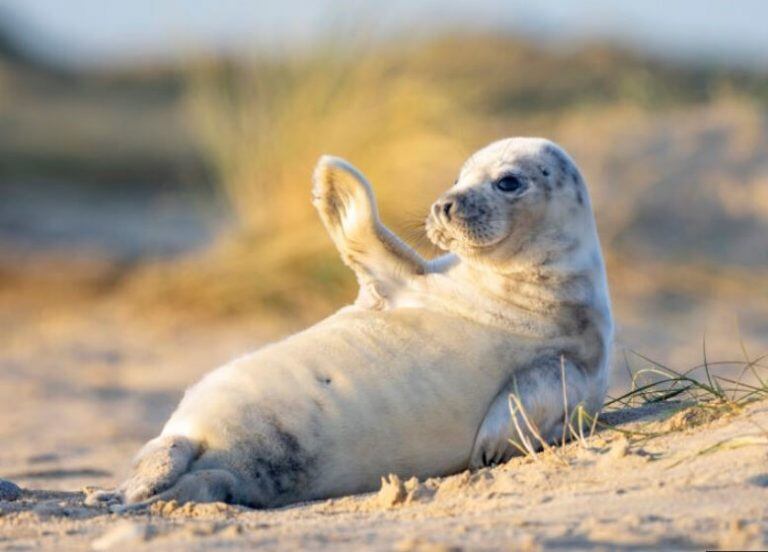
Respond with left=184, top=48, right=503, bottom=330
left=426, top=138, right=590, bottom=268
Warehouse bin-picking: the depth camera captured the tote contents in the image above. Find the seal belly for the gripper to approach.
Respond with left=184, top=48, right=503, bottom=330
left=163, top=307, right=521, bottom=503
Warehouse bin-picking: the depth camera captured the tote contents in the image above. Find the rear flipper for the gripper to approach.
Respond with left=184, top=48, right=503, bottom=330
left=112, top=469, right=239, bottom=513
left=88, top=435, right=199, bottom=506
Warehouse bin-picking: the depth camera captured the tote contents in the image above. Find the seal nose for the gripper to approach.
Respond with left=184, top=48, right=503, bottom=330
left=432, top=195, right=458, bottom=222
left=434, top=200, right=453, bottom=221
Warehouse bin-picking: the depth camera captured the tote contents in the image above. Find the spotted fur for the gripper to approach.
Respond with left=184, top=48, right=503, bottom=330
left=98, top=138, right=612, bottom=508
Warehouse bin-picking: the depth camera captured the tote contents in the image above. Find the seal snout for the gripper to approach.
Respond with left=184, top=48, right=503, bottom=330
left=433, top=192, right=488, bottom=224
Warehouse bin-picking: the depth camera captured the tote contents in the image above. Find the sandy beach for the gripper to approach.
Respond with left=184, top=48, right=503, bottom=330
left=1, top=271, right=767, bottom=551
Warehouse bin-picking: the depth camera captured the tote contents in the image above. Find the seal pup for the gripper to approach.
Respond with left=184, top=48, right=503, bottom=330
left=97, top=138, right=612, bottom=508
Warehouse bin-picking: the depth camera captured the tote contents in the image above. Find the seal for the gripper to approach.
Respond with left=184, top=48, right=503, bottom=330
left=97, top=137, right=612, bottom=509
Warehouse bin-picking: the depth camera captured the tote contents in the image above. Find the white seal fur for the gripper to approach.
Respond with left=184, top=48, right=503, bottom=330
left=99, top=138, right=613, bottom=508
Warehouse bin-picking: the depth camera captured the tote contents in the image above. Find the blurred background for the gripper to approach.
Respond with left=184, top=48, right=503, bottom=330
left=1, top=1, right=768, bottom=484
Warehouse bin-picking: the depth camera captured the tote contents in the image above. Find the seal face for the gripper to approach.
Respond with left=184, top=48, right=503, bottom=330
left=95, top=137, right=613, bottom=510
left=427, top=138, right=589, bottom=262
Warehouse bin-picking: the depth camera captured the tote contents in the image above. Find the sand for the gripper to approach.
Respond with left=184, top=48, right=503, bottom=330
left=1, top=275, right=767, bottom=550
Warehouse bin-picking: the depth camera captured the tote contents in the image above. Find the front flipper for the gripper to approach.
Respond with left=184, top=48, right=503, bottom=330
left=469, top=357, right=597, bottom=469
left=470, top=392, right=514, bottom=468
left=312, top=156, right=426, bottom=309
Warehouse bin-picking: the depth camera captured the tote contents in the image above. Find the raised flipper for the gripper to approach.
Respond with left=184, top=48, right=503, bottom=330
left=312, top=156, right=427, bottom=309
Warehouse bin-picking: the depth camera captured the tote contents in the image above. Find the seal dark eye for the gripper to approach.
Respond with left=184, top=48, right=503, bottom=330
left=494, top=175, right=524, bottom=193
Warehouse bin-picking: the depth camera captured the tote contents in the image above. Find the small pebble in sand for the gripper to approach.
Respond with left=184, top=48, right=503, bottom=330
left=604, top=437, right=630, bottom=460
left=83, top=486, right=120, bottom=507
left=377, top=474, right=407, bottom=507
left=375, top=474, right=435, bottom=508
left=0, top=479, right=21, bottom=501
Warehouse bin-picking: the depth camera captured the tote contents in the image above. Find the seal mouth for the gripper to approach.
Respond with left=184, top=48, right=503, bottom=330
left=425, top=217, right=454, bottom=251
left=426, top=211, right=508, bottom=253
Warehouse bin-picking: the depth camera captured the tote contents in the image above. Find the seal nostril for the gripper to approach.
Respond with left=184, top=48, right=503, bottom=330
left=442, top=201, right=454, bottom=221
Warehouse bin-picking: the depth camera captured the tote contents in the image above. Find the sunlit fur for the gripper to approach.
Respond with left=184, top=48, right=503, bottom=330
left=100, top=138, right=613, bottom=509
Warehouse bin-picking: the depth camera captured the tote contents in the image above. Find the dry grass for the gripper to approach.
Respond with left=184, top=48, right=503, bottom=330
left=184, top=42, right=473, bottom=240
left=134, top=40, right=480, bottom=315
left=502, top=343, right=768, bottom=470
left=122, top=34, right=768, bottom=319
